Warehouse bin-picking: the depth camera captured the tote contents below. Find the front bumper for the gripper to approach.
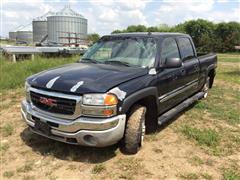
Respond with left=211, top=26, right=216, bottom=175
left=21, top=100, right=126, bottom=147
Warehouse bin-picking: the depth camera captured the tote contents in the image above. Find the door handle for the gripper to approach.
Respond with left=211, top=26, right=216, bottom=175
left=180, top=69, right=186, bottom=75
left=194, top=64, right=199, bottom=71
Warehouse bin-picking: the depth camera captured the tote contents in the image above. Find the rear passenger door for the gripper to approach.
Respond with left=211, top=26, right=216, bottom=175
left=177, top=37, right=199, bottom=97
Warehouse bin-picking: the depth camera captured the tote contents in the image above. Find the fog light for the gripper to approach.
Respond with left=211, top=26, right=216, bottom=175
left=83, top=135, right=97, bottom=145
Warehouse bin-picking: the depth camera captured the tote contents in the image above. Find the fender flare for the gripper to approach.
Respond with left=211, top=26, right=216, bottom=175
left=207, top=64, right=216, bottom=76
left=120, top=87, right=159, bottom=114
left=206, top=64, right=216, bottom=88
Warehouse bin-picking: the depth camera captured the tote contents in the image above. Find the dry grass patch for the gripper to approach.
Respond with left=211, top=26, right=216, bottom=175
left=91, top=164, right=106, bottom=174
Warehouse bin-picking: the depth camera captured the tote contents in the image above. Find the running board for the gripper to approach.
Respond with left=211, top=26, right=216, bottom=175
left=158, top=92, right=205, bottom=125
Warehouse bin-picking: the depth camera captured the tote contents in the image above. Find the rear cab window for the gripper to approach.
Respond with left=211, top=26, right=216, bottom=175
left=177, top=37, right=195, bottom=60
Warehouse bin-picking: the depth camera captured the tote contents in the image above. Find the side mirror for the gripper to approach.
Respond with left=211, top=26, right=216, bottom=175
left=164, top=58, right=182, bottom=68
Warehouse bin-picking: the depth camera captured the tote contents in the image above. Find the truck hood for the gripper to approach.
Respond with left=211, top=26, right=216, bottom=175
left=28, top=63, right=148, bottom=94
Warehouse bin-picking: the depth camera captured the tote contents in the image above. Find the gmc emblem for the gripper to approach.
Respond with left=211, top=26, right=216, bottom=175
left=39, top=97, right=57, bottom=107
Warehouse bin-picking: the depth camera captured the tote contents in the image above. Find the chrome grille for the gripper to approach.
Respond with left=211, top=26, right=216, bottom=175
left=29, top=87, right=82, bottom=120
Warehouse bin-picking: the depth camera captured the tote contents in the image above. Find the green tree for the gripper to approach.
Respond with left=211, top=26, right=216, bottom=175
left=111, top=20, right=240, bottom=52
left=88, top=33, right=100, bottom=44
left=111, top=30, right=122, bottom=34
left=182, top=19, right=215, bottom=52
left=214, top=22, right=240, bottom=52
left=126, top=25, right=147, bottom=32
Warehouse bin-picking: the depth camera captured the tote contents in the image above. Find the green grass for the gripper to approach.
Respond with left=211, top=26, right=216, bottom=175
left=188, top=156, right=204, bottom=166
left=216, top=63, right=240, bottom=84
left=217, top=52, right=240, bottom=63
left=117, top=158, right=145, bottom=179
left=17, top=162, right=34, bottom=173
left=3, top=171, right=14, bottom=178
left=218, top=57, right=240, bottom=63
left=0, top=55, right=79, bottom=90
left=1, top=123, right=14, bottom=137
left=223, top=169, right=240, bottom=180
left=194, top=86, right=240, bottom=125
left=0, top=143, right=9, bottom=153
left=179, top=172, right=213, bottom=180
left=179, top=172, right=199, bottom=179
left=180, top=125, right=220, bottom=147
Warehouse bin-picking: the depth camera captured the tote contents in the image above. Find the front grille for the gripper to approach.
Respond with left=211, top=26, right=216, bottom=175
left=30, top=91, right=76, bottom=115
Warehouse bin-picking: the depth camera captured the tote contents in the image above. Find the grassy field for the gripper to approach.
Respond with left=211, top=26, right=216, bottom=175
left=0, top=55, right=79, bottom=90
left=0, top=53, right=239, bottom=180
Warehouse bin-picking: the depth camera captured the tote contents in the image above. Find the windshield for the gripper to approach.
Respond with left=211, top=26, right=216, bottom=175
left=81, top=37, right=157, bottom=68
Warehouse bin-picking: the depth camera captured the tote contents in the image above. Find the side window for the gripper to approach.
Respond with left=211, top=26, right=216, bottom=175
left=161, top=38, right=180, bottom=64
left=178, top=38, right=195, bottom=60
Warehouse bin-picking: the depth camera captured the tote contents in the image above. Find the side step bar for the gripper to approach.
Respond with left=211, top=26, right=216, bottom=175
left=158, top=92, right=205, bottom=125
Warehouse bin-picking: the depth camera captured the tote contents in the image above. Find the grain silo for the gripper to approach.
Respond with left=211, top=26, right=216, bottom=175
left=16, top=24, right=33, bottom=44
left=47, top=5, right=87, bottom=45
left=9, top=25, right=24, bottom=40
left=32, top=11, right=54, bottom=43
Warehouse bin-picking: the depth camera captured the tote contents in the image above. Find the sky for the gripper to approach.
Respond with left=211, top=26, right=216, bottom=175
left=1, top=0, right=240, bottom=37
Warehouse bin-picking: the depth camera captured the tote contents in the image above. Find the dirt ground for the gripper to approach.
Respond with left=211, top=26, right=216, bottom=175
left=1, top=59, right=239, bottom=180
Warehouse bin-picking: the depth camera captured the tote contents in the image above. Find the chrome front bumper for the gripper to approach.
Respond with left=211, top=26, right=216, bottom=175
left=21, top=100, right=126, bottom=147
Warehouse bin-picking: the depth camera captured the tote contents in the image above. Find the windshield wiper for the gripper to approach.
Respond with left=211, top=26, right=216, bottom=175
left=80, top=58, right=98, bottom=64
left=104, top=60, right=131, bottom=67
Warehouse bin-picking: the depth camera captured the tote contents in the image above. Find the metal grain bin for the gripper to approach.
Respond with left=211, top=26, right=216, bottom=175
left=16, top=24, right=33, bottom=44
left=47, top=5, right=87, bottom=45
left=9, top=25, right=24, bottom=40
left=9, top=31, right=17, bottom=40
left=32, top=11, right=54, bottom=43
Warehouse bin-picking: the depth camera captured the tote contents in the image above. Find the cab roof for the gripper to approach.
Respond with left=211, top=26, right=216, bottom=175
left=103, top=32, right=189, bottom=38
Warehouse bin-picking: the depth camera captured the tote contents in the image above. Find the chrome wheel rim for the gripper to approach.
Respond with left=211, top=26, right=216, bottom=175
left=203, top=78, right=210, bottom=98
left=141, top=120, right=146, bottom=146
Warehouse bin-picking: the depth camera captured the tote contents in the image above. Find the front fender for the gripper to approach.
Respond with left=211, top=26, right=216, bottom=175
left=120, top=87, right=159, bottom=114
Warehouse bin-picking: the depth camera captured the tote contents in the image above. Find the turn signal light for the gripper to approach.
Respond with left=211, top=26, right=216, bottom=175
left=103, top=109, right=114, bottom=116
left=104, top=94, right=118, bottom=105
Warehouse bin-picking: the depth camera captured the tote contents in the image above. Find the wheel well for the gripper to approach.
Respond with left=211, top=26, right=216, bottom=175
left=126, top=95, right=158, bottom=133
left=208, top=69, right=215, bottom=88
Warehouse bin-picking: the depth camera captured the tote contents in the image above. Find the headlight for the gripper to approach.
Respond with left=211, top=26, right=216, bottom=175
left=82, top=94, right=118, bottom=117
left=83, top=94, right=118, bottom=106
left=25, top=81, right=31, bottom=102
left=25, top=81, right=30, bottom=92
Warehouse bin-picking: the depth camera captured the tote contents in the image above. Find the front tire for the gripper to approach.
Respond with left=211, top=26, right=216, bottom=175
left=121, top=105, right=146, bottom=154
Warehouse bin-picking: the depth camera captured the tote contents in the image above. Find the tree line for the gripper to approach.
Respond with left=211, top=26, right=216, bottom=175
left=109, top=19, right=240, bottom=53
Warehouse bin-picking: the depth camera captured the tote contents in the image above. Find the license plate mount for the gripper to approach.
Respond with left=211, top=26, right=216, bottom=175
left=34, top=119, right=51, bottom=136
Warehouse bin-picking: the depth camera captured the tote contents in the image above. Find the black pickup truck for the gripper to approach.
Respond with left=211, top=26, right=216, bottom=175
left=21, top=33, right=217, bottom=154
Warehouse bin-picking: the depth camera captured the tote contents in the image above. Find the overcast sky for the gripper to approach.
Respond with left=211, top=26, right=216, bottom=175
left=1, top=0, right=239, bottom=37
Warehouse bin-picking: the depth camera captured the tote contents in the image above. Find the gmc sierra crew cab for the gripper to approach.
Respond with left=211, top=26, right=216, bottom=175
left=21, top=32, right=217, bottom=154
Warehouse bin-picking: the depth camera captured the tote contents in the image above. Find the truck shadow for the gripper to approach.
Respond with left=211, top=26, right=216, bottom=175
left=20, top=128, right=118, bottom=163
left=20, top=102, right=197, bottom=162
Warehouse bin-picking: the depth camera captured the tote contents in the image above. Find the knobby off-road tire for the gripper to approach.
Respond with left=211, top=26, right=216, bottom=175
left=202, top=76, right=210, bottom=98
left=122, top=105, right=146, bottom=154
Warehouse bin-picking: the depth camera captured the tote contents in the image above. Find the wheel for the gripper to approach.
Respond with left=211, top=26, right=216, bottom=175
left=202, top=76, right=210, bottom=98
left=121, top=105, right=146, bottom=154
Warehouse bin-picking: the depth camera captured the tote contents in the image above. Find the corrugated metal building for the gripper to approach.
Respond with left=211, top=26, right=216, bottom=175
left=47, top=5, right=87, bottom=45
left=32, top=11, right=55, bottom=43
left=9, top=25, right=24, bottom=40
left=16, top=24, right=33, bottom=44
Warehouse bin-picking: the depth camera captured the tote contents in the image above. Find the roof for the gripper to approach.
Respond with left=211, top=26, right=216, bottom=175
left=106, top=32, right=188, bottom=38
left=52, top=5, right=85, bottom=18
left=33, top=11, right=55, bottom=21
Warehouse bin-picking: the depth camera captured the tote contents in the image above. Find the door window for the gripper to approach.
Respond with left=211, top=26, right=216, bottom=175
left=161, top=38, right=180, bottom=64
left=178, top=38, right=195, bottom=60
